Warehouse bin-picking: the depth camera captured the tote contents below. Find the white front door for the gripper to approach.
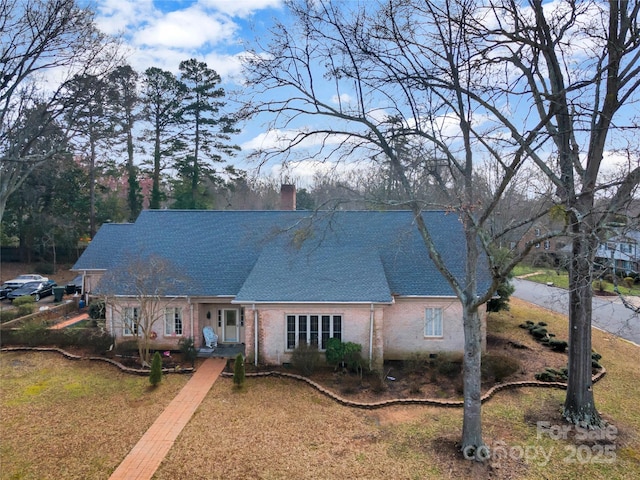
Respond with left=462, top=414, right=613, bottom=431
left=222, top=309, right=239, bottom=342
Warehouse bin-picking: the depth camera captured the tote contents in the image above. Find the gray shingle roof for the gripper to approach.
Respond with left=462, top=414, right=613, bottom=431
left=73, top=210, right=487, bottom=301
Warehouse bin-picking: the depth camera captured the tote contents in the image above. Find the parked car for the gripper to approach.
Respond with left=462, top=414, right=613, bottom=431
left=7, top=280, right=57, bottom=302
left=3, top=274, right=49, bottom=290
left=65, top=275, right=83, bottom=294
left=0, top=284, right=12, bottom=300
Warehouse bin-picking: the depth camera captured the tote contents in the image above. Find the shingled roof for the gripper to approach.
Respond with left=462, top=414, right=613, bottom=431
left=73, top=210, right=486, bottom=302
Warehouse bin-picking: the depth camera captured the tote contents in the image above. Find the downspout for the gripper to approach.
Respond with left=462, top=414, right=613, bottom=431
left=253, top=304, right=258, bottom=366
left=189, top=298, right=194, bottom=340
left=369, top=303, right=374, bottom=371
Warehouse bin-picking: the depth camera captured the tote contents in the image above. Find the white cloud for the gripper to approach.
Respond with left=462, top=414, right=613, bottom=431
left=200, top=0, right=283, bottom=18
left=94, top=0, right=155, bottom=35
left=330, top=93, right=353, bottom=105
left=133, top=7, right=238, bottom=48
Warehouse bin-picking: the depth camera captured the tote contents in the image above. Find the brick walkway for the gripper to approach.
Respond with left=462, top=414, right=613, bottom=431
left=50, top=312, right=88, bottom=329
left=109, top=357, right=226, bottom=480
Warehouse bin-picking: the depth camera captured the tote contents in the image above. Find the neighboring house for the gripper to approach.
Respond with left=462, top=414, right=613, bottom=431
left=513, top=222, right=568, bottom=267
left=72, top=206, right=491, bottom=369
left=594, top=230, right=640, bottom=276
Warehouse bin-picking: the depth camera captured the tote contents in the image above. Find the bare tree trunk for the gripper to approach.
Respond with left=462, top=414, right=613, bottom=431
left=564, top=215, right=602, bottom=427
left=461, top=304, right=485, bottom=457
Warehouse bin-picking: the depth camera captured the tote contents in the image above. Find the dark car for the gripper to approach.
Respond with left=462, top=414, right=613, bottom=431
left=7, top=280, right=57, bottom=302
left=0, top=283, right=12, bottom=300
left=66, top=275, right=83, bottom=294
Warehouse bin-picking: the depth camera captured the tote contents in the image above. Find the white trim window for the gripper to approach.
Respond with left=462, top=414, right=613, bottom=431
left=286, top=314, right=342, bottom=350
left=123, top=307, right=140, bottom=336
left=165, top=307, right=183, bottom=336
left=424, top=307, right=443, bottom=338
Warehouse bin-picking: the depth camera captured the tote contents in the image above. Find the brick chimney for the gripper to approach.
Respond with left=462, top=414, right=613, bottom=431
left=280, top=184, right=296, bottom=210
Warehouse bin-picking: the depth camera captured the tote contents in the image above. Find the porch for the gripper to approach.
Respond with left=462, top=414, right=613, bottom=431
left=197, top=343, right=245, bottom=359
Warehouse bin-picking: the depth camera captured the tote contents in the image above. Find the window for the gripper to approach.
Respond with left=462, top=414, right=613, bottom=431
left=287, top=314, right=342, bottom=350
left=123, top=307, right=139, bottom=336
left=165, top=307, right=183, bottom=336
left=544, top=240, right=551, bottom=250
left=424, top=308, right=443, bottom=337
left=534, top=228, right=541, bottom=237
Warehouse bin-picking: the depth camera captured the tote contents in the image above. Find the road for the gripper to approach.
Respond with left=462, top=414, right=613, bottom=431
left=513, top=278, right=640, bottom=346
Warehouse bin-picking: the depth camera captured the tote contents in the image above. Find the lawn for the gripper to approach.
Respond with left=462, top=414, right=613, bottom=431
left=513, top=265, right=640, bottom=296
left=1, top=299, right=640, bottom=479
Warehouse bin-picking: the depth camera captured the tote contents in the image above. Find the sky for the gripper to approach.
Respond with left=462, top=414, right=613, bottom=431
left=86, top=1, right=634, bottom=184
left=90, top=0, right=317, bottom=181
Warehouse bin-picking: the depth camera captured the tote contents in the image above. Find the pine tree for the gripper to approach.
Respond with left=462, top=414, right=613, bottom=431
left=149, top=351, right=163, bottom=387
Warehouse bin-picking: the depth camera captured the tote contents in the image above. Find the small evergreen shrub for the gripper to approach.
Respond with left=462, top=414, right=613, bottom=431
left=325, top=337, right=344, bottom=367
left=13, top=295, right=35, bottom=316
left=535, top=367, right=568, bottom=382
left=178, top=337, right=197, bottom=367
left=324, top=338, right=363, bottom=373
left=343, top=342, right=363, bottom=373
left=0, top=309, right=19, bottom=323
left=149, top=351, right=163, bottom=386
left=233, top=353, right=245, bottom=387
left=530, top=326, right=548, bottom=339
left=548, top=339, right=568, bottom=352
left=291, top=342, right=320, bottom=376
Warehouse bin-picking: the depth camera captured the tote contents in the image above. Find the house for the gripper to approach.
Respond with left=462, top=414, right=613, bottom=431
left=594, top=230, right=640, bottom=276
left=72, top=204, right=490, bottom=369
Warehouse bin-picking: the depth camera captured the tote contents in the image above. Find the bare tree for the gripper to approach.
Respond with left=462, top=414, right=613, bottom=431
left=240, top=0, right=551, bottom=458
left=465, top=0, right=640, bottom=428
left=99, top=254, right=189, bottom=367
left=0, top=0, right=118, bottom=222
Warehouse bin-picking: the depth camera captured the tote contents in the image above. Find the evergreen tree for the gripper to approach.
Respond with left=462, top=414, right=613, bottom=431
left=173, top=59, right=240, bottom=209
left=149, top=351, right=163, bottom=386
left=141, top=67, right=186, bottom=209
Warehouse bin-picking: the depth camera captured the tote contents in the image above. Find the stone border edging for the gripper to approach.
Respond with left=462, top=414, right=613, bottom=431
left=1, top=346, right=606, bottom=409
left=0, top=346, right=194, bottom=375
left=220, top=367, right=606, bottom=410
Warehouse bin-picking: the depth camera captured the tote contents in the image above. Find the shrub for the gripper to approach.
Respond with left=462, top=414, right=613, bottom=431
left=623, top=276, right=634, bottom=288
left=486, top=277, right=515, bottom=312
left=404, top=352, right=429, bottom=376
left=343, top=342, right=363, bottom=373
left=178, top=337, right=197, bottom=367
left=233, top=353, right=245, bottom=387
left=0, top=309, right=19, bottom=323
left=13, top=295, right=35, bottom=316
left=535, top=367, right=568, bottom=382
left=88, top=300, right=105, bottom=319
left=325, top=337, right=344, bottom=367
left=434, top=352, right=463, bottom=379
left=530, top=326, right=548, bottom=339
left=17, top=320, right=49, bottom=346
left=149, top=351, right=163, bottom=386
left=548, top=339, right=568, bottom=353
left=291, top=342, right=321, bottom=376
left=481, top=354, right=521, bottom=382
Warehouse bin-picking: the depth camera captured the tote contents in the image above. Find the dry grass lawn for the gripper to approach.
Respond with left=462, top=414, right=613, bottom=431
left=1, top=298, right=640, bottom=479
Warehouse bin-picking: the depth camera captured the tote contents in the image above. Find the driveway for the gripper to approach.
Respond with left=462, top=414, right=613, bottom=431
left=513, top=278, right=640, bottom=346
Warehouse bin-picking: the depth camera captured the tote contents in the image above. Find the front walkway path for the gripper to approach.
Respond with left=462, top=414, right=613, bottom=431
left=50, top=312, right=88, bottom=329
left=109, top=357, right=226, bottom=480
